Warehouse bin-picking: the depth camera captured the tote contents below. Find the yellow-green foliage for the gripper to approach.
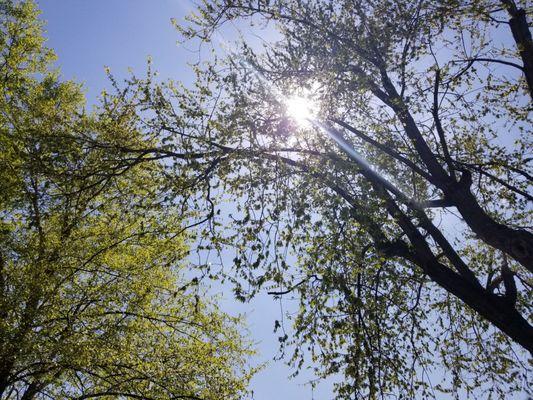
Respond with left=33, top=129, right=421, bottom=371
left=0, top=1, right=254, bottom=399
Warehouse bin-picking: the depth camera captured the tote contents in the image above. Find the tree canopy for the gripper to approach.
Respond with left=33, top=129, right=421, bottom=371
left=82, top=0, right=533, bottom=398
left=3, top=0, right=531, bottom=398
left=0, top=1, right=254, bottom=399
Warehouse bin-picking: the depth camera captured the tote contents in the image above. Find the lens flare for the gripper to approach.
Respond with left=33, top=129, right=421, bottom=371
left=285, top=95, right=316, bottom=126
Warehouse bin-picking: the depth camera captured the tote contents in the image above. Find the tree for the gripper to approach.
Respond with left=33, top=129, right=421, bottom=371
left=65, top=0, right=532, bottom=398
left=0, top=2, right=254, bottom=399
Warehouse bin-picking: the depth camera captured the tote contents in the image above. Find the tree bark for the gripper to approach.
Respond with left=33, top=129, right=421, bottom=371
left=446, top=176, right=533, bottom=273
left=378, top=68, right=533, bottom=273
left=21, top=381, right=42, bottom=400
left=381, top=193, right=533, bottom=354
left=502, top=0, right=533, bottom=100
left=419, top=255, right=533, bottom=354
left=0, top=366, right=12, bottom=398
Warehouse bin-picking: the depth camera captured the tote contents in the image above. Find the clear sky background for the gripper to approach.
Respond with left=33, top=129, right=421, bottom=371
left=36, top=1, right=334, bottom=399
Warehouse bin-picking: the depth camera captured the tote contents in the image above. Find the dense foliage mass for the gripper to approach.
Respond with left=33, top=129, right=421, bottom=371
left=0, top=2, right=253, bottom=399
left=80, top=0, right=532, bottom=398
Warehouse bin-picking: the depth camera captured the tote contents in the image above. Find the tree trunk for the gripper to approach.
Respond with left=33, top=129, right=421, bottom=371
left=381, top=191, right=533, bottom=354
left=501, top=0, right=533, bottom=100
left=21, top=381, right=43, bottom=400
left=446, top=177, right=533, bottom=273
left=420, top=257, right=533, bottom=354
left=379, top=68, right=533, bottom=273
left=0, top=367, right=11, bottom=398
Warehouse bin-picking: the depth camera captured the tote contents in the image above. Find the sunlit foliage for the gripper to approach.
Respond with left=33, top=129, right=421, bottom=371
left=0, top=2, right=254, bottom=399
left=28, top=0, right=533, bottom=398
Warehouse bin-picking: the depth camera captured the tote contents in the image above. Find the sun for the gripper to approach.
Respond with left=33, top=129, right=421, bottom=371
left=285, top=95, right=316, bottom=127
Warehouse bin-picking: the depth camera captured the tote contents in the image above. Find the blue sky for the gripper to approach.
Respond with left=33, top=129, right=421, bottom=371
left=38, top=1, right=195, bottom=103
left=37, top=1, right=334, bottom=399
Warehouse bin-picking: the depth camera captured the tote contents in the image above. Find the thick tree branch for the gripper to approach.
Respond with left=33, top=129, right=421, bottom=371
left=374, top=65, right=533, bottom=272
left=377, top=66, right=451, bottom=184
left=374, top=185, right=533, bottom=354
left=501, top=0, right=533, bottom=99
left=331, top=118, right=437, bottom=185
